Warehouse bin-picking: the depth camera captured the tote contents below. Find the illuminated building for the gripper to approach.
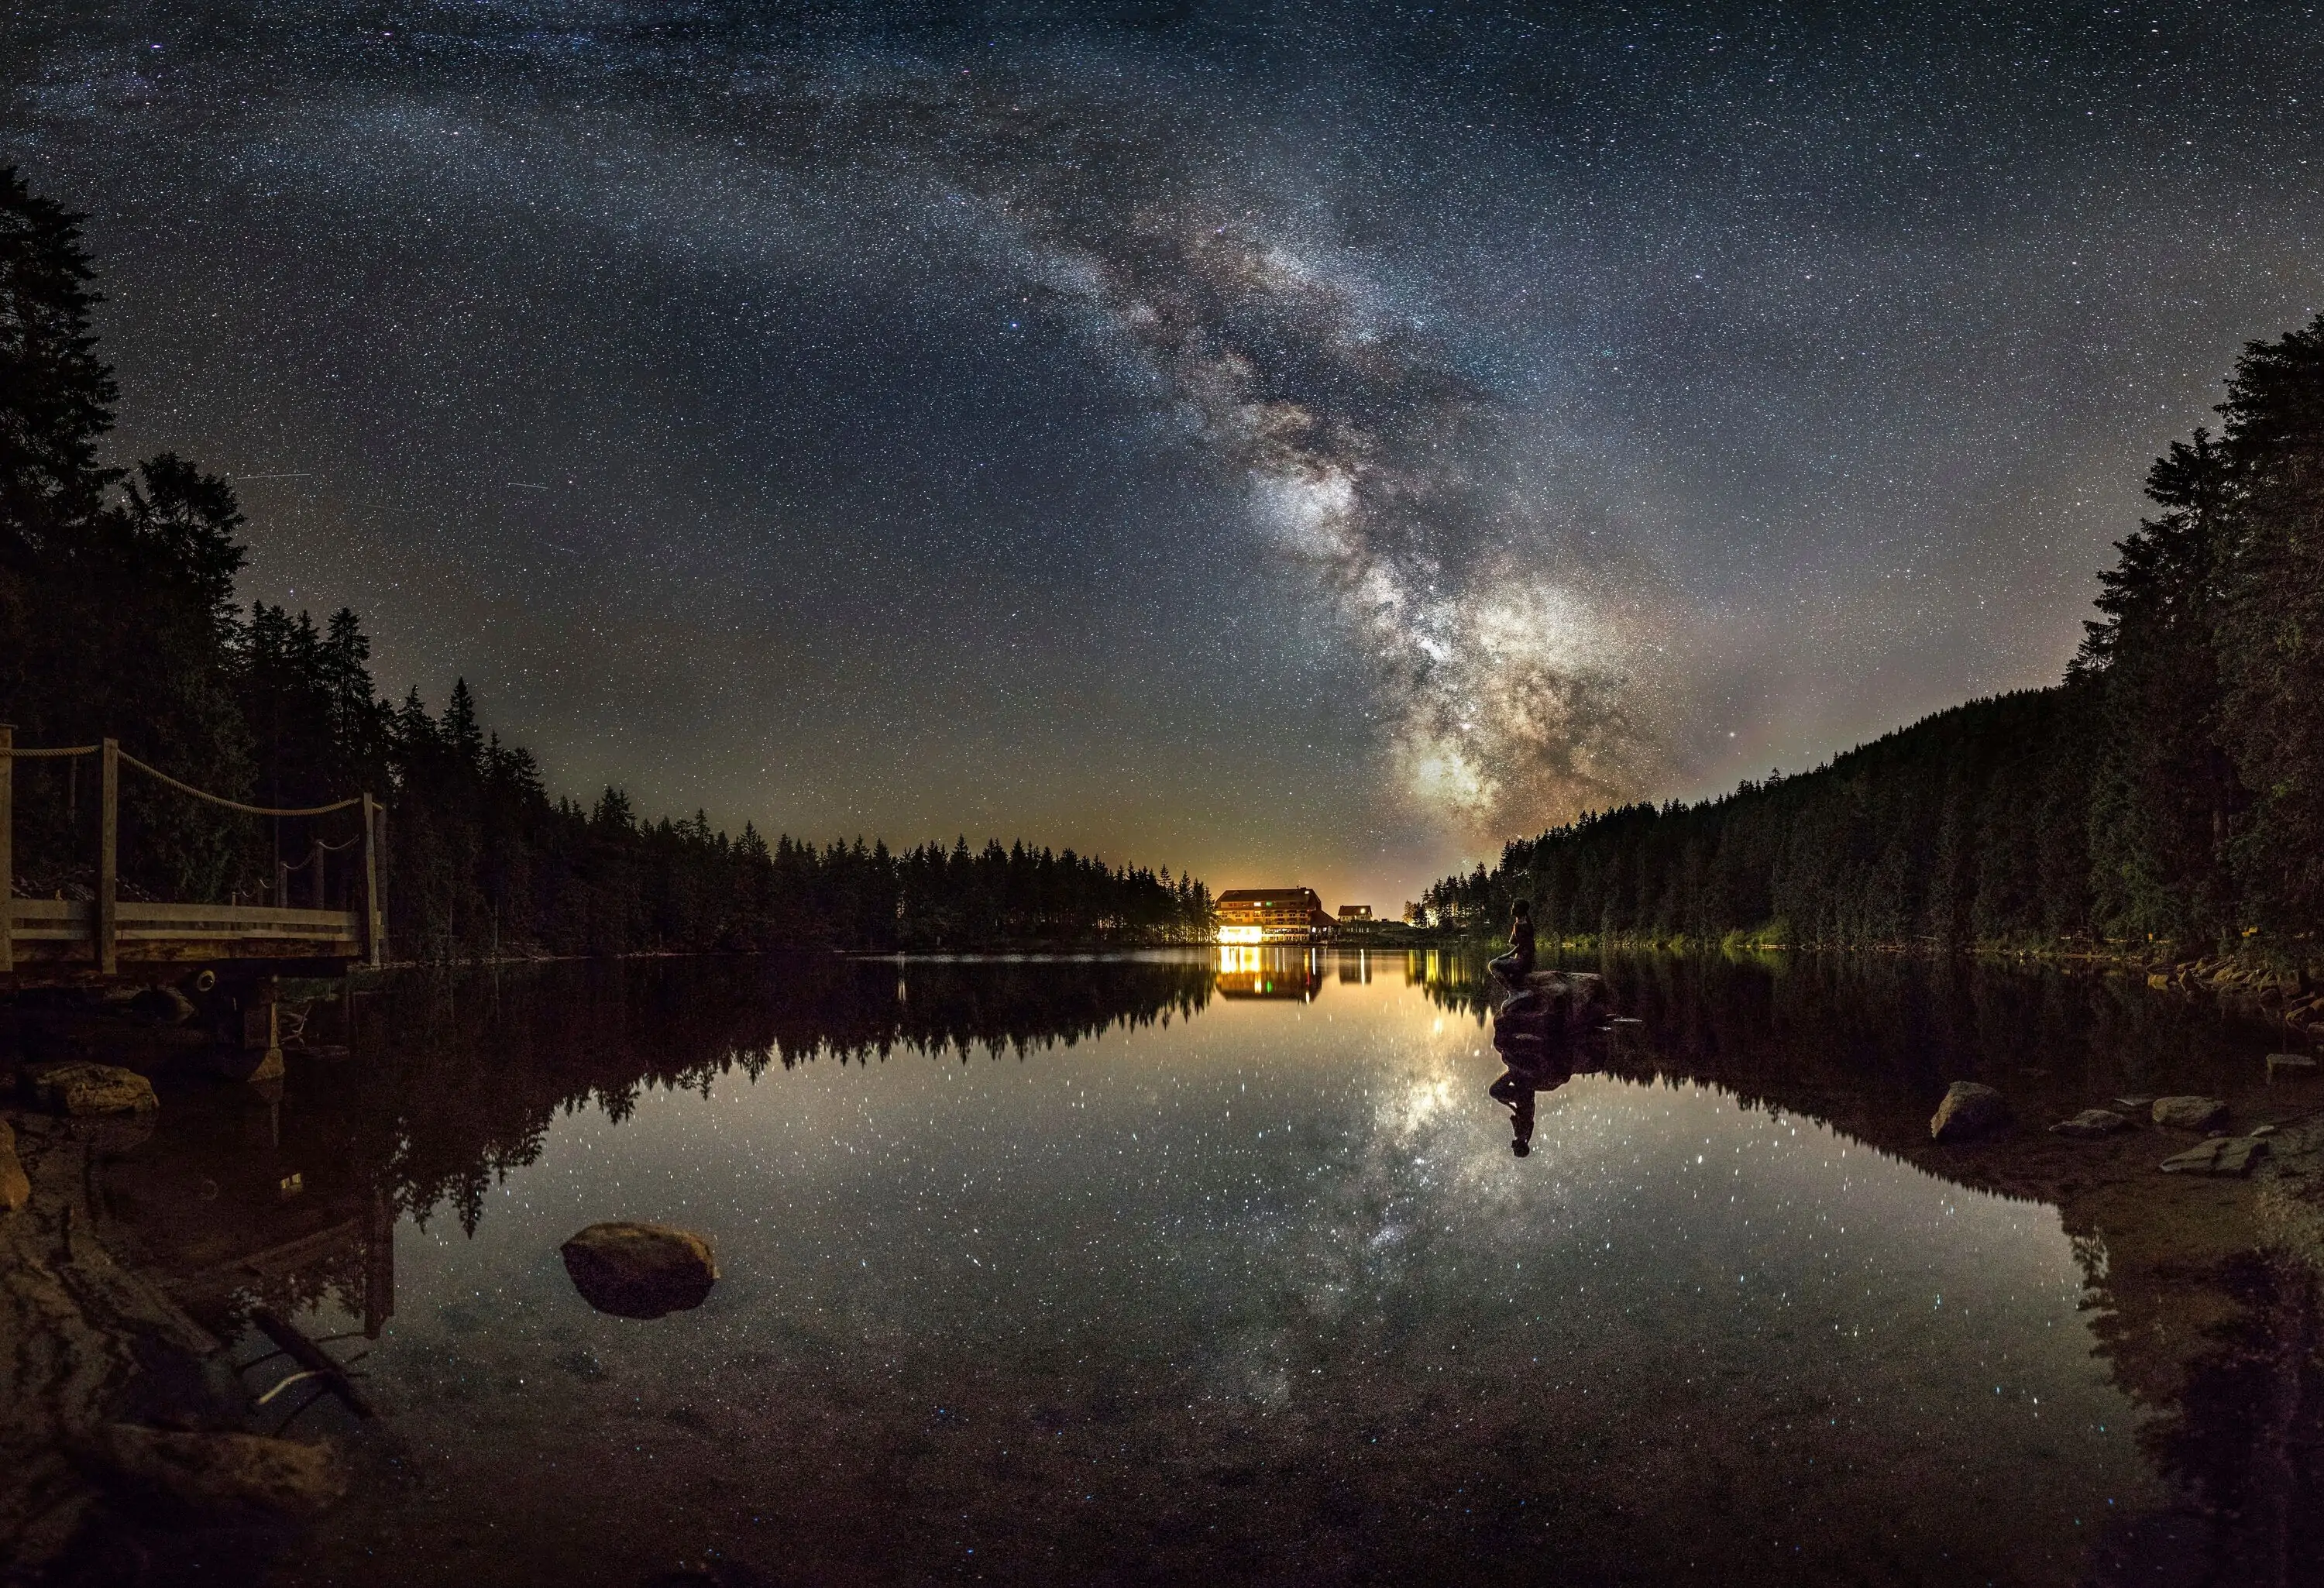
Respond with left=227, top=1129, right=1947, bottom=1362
left=1336, top=904, right=1373, bottom=920
left=1214, top=887, right=1334, bottom=944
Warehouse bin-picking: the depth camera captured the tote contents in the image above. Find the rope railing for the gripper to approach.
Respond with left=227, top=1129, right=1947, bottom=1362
left=2, top=744, right=362, bottom=816
left=279, top=836, right=363, bottom=873
left=115, top=750, right=364, bottom=819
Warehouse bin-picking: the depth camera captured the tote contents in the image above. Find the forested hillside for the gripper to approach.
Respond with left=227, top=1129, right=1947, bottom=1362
left=1427, top=316, right=2324, bottom=960
left=0, top=170, right=1212, bottom=957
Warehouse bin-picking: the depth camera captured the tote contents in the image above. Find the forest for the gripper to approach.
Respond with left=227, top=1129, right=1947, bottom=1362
left=1425, top=315, right=2324, bottom=962
left=0, top=170, right=1213, bottom=957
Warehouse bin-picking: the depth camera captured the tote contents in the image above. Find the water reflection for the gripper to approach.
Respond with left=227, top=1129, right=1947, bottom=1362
left=1487, top=1054, right=1576, bottom=1157
left=67, top=948, right=2324, bottom=1586
left=1215, top=944, right=1325, bottom=999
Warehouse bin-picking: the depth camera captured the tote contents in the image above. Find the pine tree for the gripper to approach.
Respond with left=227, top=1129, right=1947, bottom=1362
left=0, top=166, right=117, bottom=566
left=2077, top=430, right=2242, bottom=944
left=2212, top=316, right=2324, bottom=937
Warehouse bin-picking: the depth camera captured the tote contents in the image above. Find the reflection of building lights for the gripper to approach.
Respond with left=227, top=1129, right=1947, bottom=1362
left=1215, top=944, right=1323, bottom=1000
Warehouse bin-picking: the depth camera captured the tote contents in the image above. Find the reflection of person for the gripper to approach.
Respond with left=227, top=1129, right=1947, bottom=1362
left=1490, top=1066, right=1538, bottom=1156
left=1488, top=899, right=1537, bottom=982
left=1489, top=1048, right=1573, bottom=1158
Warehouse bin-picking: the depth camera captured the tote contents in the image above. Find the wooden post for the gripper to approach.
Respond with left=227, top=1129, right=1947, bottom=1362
left=359, top=793, right=383, bottom=968
left=311, top=836, right=328, bottom=909
left=0, top=724, right=12, bottom=975
left=98, top=738, right=118, bottom=976
left=363, top=1181, right=397, bottom=1339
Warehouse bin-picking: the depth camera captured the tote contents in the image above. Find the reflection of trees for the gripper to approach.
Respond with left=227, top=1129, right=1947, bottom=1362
left=1407, top=948, right=1500, bottom=1019
left=342, top=955, right=1215, bottom=1236
left=1561, top=949, right=2322, bottom=1579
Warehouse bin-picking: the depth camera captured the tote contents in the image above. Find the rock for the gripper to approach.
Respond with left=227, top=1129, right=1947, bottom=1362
left=85, top=1425, right=346, bottom=1516
left=2251, top=1122, right=2278, bottom=1137
left=2152, top=1095, right=2228, bottom=1131
left=2160, top=1136, right=2270, bottom=1178
left=0, top=1118, right=28, bottom=1212
left=2113, top=1095, right=2156, bottom=1111
left=28, top=1062, right=158, bottom=1116
left=211, top=1046, right=284, bottom=1084
left=2049, top=1109, right=2130, bottom=1140
left=1930, top=1081, right=2009, bottom=1143
left=1491, top=971, right=1609, bottom=1043
left=123, top=985, right=198, bottom=1024
left=561, top=1222, right=719, bottom=1319
left=2160, top=1139, right=2224, bottom=1174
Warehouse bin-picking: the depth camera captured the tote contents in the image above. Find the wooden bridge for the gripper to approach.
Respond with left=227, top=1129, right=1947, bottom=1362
left=0, top=725, right=383, bottom=990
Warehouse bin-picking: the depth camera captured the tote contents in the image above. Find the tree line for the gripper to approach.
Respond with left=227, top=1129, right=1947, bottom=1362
left=0, top=169, right=1213, bottom=956
left=1425, top=315, right=2324, bottom=961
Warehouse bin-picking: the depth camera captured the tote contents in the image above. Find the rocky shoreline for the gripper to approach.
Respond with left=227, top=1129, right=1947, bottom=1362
left=0, top=1107, right=222, bottom=1574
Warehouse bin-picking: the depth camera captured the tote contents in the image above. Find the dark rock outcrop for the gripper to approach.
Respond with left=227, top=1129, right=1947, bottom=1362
left=2050, top=1109, right=2131, bottom=1140
left=2152, top=1095, right=2229, bottom=1132
left=82, top=1424, right=346, bottom=1516
left=0, top=1119, right=28, bottom=1213
left=1490, top=970, right=1609, bottom=1051
left=1930, top=1081, right=2009, bottom=1143
left=0, top=1116, right=219, bottom=1567
left=561, top=1222, right=719, bottom=1319
left=28, top=1063, right=159, bottom=1117
left=2160, top=1136, right=2270, bottom=1177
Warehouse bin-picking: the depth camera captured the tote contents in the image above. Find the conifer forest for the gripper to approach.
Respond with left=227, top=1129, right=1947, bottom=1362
left=0, top=170, right=1214, bottom=957
left=1425, top=319, right=2324, bottom=959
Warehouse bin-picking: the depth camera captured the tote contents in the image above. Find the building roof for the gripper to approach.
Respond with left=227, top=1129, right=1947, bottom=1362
left=1215, top=888, right=1324, bottom=906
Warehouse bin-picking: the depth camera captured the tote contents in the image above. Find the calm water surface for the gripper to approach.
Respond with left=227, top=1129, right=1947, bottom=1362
left=108, top=950, right=2319, bottom=1585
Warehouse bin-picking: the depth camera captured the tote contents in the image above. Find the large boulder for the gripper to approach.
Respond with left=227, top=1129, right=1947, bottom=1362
left=85, top=1425, right=346, bottom=1515
left=0, top=1117, right=28, bottom=1212
left=562, top=1222, right=719, bottom=1319
left=29, top=1062, right=158, bottom=1116
left=1491, top=971, right=1609, bottom=1044
left=1930, top=1081, right=2009, bottom=1143
left=2049, top=1109, right=2130, bottom=1140
left=2152, top=1095, right=2228, bottom=1132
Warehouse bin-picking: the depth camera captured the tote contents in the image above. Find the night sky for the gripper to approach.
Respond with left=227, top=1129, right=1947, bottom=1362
left=9, top=2, right=2322, bottom=908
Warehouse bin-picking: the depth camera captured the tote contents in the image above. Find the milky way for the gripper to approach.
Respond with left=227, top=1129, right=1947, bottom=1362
left=9, top=2, right=2323, bottom=902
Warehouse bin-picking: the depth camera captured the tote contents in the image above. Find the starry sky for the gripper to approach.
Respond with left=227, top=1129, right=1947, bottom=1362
left=9, top=1, right=2322, bottom=909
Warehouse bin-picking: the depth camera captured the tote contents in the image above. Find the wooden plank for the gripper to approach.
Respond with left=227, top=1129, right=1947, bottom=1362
left=10, top=902, right=349, bottom=926
left=115, top=930, right=359, bottom=945
left=119, top=902, right=360, bottom=927
left=1, top=722, right=12, bottom=974
left=98, top=739, right=117, bottom=975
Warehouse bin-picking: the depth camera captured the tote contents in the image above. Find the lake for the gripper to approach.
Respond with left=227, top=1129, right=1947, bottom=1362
left=88, top=949, right=2324, bottom=1585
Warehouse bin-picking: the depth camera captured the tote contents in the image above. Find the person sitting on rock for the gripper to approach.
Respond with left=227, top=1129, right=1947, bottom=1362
left=1489, top=899, right=1537, bottom=982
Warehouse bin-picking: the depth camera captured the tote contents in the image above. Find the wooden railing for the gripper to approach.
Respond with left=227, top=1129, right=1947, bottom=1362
left=0, top=724, right=383, bottom=977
